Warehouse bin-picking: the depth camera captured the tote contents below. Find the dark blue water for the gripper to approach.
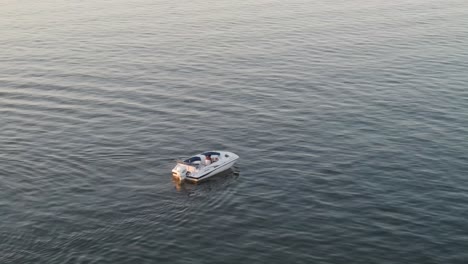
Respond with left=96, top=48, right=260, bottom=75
left=1, top=0, right=468, bottom=263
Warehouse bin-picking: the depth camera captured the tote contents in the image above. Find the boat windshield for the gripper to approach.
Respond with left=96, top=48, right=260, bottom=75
left=184, top=156, right=201, bottom=164
left=202, top=151, right=221, bottom=157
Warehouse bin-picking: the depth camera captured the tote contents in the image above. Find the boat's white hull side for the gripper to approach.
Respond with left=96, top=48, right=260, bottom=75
left=186, top=158, right=237, bottom=182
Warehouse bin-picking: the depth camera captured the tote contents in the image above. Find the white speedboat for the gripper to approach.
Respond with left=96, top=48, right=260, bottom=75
left=172, top=151, right=239, bottom=182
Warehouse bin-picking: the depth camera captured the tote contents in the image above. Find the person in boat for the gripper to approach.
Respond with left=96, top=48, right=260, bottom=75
left=205, top=155, right=212, bottom=165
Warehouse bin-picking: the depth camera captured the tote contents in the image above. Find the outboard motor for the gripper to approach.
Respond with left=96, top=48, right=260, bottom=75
left=172, top=164, right=187, bottom=182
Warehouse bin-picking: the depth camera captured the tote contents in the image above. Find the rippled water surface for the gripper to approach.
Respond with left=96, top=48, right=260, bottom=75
left=1, top=0, right=468, bottom=263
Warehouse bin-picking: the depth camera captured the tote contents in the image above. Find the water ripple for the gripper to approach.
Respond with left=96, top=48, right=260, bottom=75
left=2, top=0, right=468, bottom=263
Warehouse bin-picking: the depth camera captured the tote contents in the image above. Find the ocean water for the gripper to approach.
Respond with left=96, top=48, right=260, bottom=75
left=1, top=0, right=468, bottom=263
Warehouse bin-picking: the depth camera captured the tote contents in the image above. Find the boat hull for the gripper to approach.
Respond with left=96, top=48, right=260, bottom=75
left=186, top=158, right=237, bottom=182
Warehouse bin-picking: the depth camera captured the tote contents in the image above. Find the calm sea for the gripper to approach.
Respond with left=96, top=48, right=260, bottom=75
left=1, top=0, right=468, bottom=263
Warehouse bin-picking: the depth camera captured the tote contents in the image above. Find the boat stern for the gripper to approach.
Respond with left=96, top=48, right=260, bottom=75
left=172, top=164, right=187, bottom=181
